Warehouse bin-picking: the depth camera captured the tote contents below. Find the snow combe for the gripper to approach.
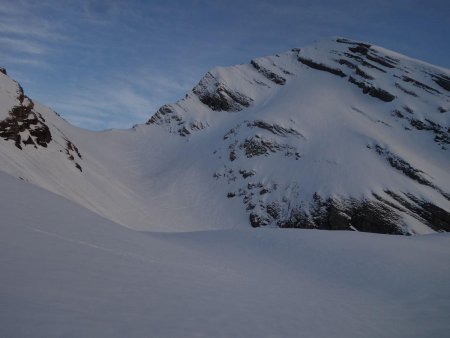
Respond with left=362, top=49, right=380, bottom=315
left=0, top=37, right=449, bottom=234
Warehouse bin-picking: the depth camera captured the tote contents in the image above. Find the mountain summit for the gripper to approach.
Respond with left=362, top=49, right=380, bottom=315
left=1, top=37, right=449, bottom=234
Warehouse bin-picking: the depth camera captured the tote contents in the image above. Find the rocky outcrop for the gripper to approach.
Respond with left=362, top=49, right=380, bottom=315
left=431, top=73, right=450, bottom=92
left=147, top=103, right=207, bottom=136
left=0, top=94, right=52, bottom=149
left=250, top=60, right=286, bottom=85
left=298, top=57, right=346, bottom=77
left=278, top=197, right=404, bottom=234
left=402, top=76, right=441, bottom=95
left=0, top=74, right=83, bottom=172
left=247, top=120, right=303, bottom=138
left=348, top=76, right=395, bottom=102
left=193, top=72, right=253, bottom=112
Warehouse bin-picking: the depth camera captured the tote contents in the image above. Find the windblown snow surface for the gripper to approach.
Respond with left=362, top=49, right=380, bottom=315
left=1, top=171, right=449, bottom=337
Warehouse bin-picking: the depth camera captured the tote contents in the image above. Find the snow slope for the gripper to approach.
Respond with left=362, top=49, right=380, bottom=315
left=0, top=38, right=449, bottom=233
left=1, top=171, right=449, bottom=337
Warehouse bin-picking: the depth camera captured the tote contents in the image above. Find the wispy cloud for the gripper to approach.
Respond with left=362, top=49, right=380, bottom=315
left=0, top=52, right=49, bottom=69
left=49, top=80, right=159, bottom=130
left=0, top=37, right=48, bottom=54
left=0, top=19, right=62, bottom=40
left=46, top=64, right=199, bottom=130
left=0, top=0, right=65, bottom=40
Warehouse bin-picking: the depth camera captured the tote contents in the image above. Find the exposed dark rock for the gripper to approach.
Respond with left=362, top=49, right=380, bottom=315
left=395, top=83, right=418, bottom=97
left=328, top=205, right=352, bottom=230
left=321, top=197, right=401, bottom=233
left=227, top=192, right=236, bottom=198
left=229, top=150, right=237, bottom=162
left=372, top=193, right=407, bottom=213
left=432, top=74, right=450, bottom=91
left=345, top=43, right=398, bottom=71
left=278, top=208, right=313, bottom=229
left=385, top=191, right=450, bottom=232
left=189, top=121, right=207, bottom=131
left=348, top=76, right=395, bottom=102
left=407, top=199, right=450, bottom=232
left=347, top=200, right=403, bottom=234
left=336, top=38, right=371, bottom=49
left=337, top=59, right=357, bottom=69
left=147, top=104, right=176, bottom=125
left=410, top=119, right=429, bottom=130
left=250, top=60, right=286, bottom=85
left=434, top=133, right=450, bottom=146
left=438, top=106, right=448, bottom=113
left=392, top=110, right=405, bottom=118
left=249, top=213, right=270, bottom=227
left=246, top=202, right=256, bottom=211
left=239, top=136, right=300, bottom=159
left=347, top=44, right=398, bottom=68
left=178, top=126, right=191, bottom=137
left=373, top=145, right=432, bottom=186
left=247, top=182, right=263, bottom=190
left=409, top=119, right=449, bottom=146
left=0, top=67, right=6, bottom=75
left=343, top=53, right=387, bottom=73
left=275, top=196, right=404, bottom=234
left=298, top=57, right=346, bottom=77
left=66, top=139, right=82, bottom=159
left=147, top=104, right=207, bottom=137
left=0, top=98, right=52, bottom=149
left=349, top=45, right=370, bottom=55
left=239, top=169, right=255, bottom=178
left=196, top=86, right=252, bottom=111
left=247, top=120, right=303, bottom=137
left=402, top=76, right=441, bottom=95
left=193, top=72, right=253, bottom=112
left=241, top=137, right=271, bottom=157
left=259, top=188, right=269, bottom=195
left=343, top=53, right=365, bottom=63
left=355, top=67, right=374, bottom=80
left=365, top=53, right=397, bottom=68
left=223, top=125, right=240, bottom=140
left=266, top=202, right=281, bottom=220
left=23, top=136, right=36, bottom=147
left=403, top=106, right=413, bottom=114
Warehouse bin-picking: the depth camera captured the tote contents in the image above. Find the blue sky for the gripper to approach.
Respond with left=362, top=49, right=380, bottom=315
left=1, top=0, right=449, bottom=130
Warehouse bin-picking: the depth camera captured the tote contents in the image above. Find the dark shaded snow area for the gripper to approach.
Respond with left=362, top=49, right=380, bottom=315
left=1, top=171, right=449, bottom=338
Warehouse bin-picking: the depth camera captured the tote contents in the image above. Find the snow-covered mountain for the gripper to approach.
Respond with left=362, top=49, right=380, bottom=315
left=0, top=37, right=449, bottom=234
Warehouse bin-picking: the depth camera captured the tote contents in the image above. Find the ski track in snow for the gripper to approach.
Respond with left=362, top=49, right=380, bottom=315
left=25, top=224, right=245, bottom=280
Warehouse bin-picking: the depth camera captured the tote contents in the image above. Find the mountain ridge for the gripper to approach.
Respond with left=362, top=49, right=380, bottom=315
left=0, top=37, right=449, bottom=234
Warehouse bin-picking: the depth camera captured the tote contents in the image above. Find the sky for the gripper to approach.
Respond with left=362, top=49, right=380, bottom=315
left=1, top=0, right=449, bottom=130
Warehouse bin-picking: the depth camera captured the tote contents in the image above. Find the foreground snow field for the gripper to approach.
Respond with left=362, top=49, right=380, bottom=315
left=1, top=171, right=449, bottom=338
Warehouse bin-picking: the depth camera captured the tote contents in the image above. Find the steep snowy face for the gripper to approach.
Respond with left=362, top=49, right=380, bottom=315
left=147, top=37, right=450, bottom=234
left=0, top=69, right=83, bottom=171
left=0, top=37, right=449, bottom=234
left=0, top=70, right=155, bottom=230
